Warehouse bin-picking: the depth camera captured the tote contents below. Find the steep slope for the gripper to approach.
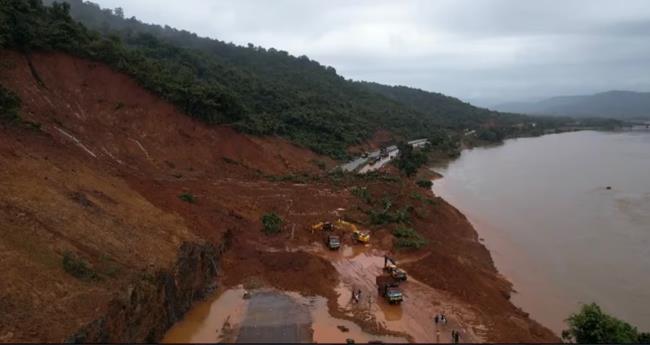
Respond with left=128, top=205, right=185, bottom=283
left=494, top=90, right=650, bottom=119
left=0, top=49, right=561, bottom=343
left=0, top=50, right=328, bottom=342
left=35, top=0, right=550, bottom=157
left=358, top=82, right=509, bottom=128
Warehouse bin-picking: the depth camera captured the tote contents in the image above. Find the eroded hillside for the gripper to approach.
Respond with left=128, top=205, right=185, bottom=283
left=0, top=51, right=558, bottom=343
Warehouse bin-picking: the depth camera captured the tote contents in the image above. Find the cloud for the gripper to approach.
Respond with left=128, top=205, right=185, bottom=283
left=93, top=0, right=650, bottom=105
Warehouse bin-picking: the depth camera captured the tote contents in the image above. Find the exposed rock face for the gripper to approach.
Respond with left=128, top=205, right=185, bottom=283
left=66, top=242, right=219, bottom=343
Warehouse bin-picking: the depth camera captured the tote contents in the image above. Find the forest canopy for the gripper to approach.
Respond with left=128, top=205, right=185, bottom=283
left=1, top=0, right=584, bottom=158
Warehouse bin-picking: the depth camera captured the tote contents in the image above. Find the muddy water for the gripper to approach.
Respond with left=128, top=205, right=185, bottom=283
left=162, top=287, right=248, bottom=343
left=432, top=130, right=650, bottom=334
left=162, top=285, right=406, bottom=343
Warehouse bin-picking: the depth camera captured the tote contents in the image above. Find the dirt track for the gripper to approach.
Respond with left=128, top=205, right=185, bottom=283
left=0, top=50, right=559, bottom=343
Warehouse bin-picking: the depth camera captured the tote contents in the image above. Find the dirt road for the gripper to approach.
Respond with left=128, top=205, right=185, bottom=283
left=312, top=244, right=483, bottom=342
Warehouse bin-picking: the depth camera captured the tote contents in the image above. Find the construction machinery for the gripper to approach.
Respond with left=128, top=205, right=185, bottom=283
left=336, top=219, right=371, bottom=244
left=383, top=255, right=407, bottom=282
left=376, top=275, right=403, bottom=304
left=311, top=221, right=334, bottom=232
left=352, top=230, right=370, bottom=244
left=312, top=219, right=371, bottom=245
left=325, top=234, right=341, bottom=250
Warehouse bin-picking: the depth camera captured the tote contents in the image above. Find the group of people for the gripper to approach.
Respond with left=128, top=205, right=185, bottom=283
left=434, top=312, right=462, bottom=343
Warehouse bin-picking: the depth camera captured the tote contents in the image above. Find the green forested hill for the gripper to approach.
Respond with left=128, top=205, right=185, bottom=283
left=2, top=0, right=568, bottom=158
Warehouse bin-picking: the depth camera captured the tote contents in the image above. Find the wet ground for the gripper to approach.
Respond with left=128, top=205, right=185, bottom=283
left=163, top=242, right=483, bottom=343
left=162, top=286, right=406, bottom=343
left=314, top=244, right=483, bottom=343
left=236, top=292, right=312, bottom=343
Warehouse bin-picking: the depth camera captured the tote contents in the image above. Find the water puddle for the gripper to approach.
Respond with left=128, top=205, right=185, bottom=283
left=162, top=287, right=248, bottom=343
left=162, top=286, right=407, bottom=343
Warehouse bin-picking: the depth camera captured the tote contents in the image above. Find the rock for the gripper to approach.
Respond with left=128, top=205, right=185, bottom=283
left=337, top=325, right=350, bottom=332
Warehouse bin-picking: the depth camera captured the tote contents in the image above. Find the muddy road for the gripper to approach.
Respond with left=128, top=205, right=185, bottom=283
left=164, top=243, right=482, bottom=343
left=312, top=244, right=483, bottom=343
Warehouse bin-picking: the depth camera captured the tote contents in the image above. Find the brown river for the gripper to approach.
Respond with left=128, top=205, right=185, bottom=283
left=432, top=129, right=650, bottom=335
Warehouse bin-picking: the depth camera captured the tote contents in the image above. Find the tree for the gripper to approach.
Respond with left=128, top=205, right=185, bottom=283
left=562, top=303, right=641, bottom=344
left=114, top=7, right=124, bottom=19
left=394, top=142, right=428, bottom=177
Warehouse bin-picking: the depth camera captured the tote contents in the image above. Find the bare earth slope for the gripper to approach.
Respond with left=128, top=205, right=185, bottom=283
left=0, top=50, right=558, bottom=342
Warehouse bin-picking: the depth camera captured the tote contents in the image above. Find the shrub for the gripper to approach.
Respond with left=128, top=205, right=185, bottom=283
left=392, top=226, right=427, bottom=249
left=62, top=252, right=98, bottom=281
left=261, top=212, right=283, bottom=235
left=416, top=180, right=433, bottom=189
left=562, top=303, right=647, bottom=344
left=178, top=193, right=196, bottom=203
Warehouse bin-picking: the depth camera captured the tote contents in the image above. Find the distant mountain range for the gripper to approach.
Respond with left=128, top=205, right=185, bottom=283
left=494, top=91, right=650, bottom=119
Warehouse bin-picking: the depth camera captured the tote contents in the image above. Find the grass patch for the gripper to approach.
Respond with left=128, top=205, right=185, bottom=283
left=416, top=180, right=433, bottom=189
left=393, top=226, right=427, bottom=249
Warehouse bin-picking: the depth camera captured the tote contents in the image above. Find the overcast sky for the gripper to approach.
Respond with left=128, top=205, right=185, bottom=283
left=93, top=0, right=650, bottom=106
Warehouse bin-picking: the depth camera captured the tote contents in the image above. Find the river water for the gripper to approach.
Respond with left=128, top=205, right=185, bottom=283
left=432, top=130, right=650, bottom=335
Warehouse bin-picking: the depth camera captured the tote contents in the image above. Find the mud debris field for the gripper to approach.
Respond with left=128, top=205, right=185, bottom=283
left=0, top=51, right=557, bottom=343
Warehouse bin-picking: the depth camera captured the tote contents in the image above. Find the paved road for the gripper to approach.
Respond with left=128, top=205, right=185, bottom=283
left=340, top=139, right=429, bottom=173
left=236, top=291, right=312, bottom=343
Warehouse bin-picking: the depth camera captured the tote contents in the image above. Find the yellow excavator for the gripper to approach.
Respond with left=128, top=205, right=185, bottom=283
left=337, top=219, right=370, bottom=244
left=311, top=221, right=334, bottom=232
left=311, top=219, right=370, bottom=244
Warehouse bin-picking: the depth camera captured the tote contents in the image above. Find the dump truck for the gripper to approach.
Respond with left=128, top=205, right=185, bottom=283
left=325, top=234, right=341, bottom=250
left=383, top=256, right=407, bottom=281
left=376, top=275, right=403, bottom=304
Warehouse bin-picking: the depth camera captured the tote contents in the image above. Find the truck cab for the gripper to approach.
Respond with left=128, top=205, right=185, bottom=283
left=376, top=275, right=404, bottom=304
left=326, top=234, right=341, bottom=250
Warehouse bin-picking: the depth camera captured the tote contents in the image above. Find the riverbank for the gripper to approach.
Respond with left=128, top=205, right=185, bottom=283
left=429, top=130, right=650, bottom=335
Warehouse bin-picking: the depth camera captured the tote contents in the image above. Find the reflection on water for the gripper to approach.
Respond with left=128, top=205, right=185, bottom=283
left=432, top=130, right=650, bottom=334
left=162, top=287, right=248, bottom=343
left=162, top=285, right=407, bottom=343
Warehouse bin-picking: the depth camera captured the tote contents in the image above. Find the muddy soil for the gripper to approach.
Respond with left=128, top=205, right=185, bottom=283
left=0, top=50, right=558, bottom=343
left=163, top=286, right=408, bottom=344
